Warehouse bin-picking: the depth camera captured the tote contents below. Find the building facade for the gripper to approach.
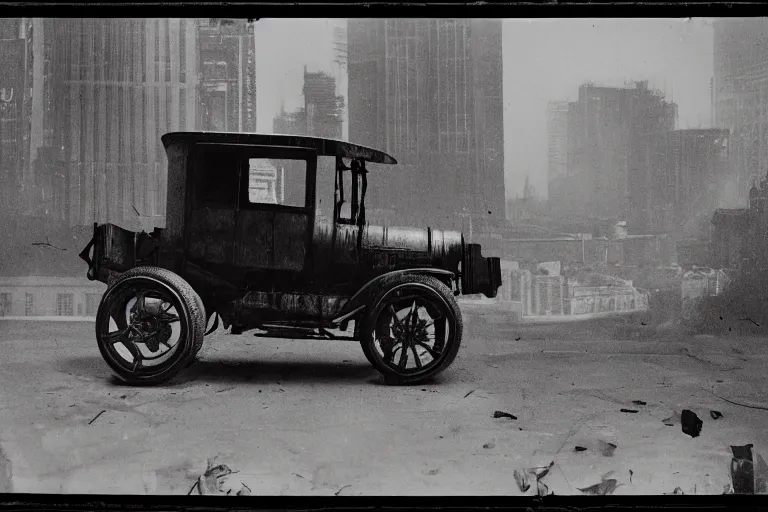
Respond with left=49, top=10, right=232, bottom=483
left=546, top=101, right=569, bottom=187
left=550, top=82, right=677, bottom=234
left=347, top=19, right=505, bottom=233
left=26, top=18, right=256, bottom=231
left=666, top=128, right=731, bottom=237
left=713, top=17, right=768, bottom=203
left=0, top=18, right=33, bottom=217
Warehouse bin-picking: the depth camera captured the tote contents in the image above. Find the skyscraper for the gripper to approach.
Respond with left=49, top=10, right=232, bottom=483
left=546, top=101, right=569, bottom=188
left=27, top=18, right=256, bottom=230
left=713, top=17, right=768, bottom=202
left=347, top=19, right=505, bottom=232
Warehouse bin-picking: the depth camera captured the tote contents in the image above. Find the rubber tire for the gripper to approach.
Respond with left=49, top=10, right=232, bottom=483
left=96, top=266, right=206, bottom=386
left=360, top=273, right=463, bottom=385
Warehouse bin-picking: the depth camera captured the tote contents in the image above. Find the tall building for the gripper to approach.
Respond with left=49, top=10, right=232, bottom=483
left=26, top=18, right=256, bottom=230
left=713, top=17, right=768, bottom=203
left=347, top=19, right=505, bottom=232
left=666, top=128, right=731, bottom=237
left=550, top=81, right=677, bottom=233
left=198, top=18, right=257, bottom=133
left=0, top=18, right=33, bottom=217
left=272, top=69, right=343, bottom=211
left=546, top=101, right=569, bottom=188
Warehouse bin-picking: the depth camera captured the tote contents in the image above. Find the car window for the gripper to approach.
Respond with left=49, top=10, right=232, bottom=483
left=246, top=158, right=306, bottom=208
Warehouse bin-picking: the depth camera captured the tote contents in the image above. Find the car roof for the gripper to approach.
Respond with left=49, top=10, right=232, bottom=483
left=161, top=131, right=398, bottom=165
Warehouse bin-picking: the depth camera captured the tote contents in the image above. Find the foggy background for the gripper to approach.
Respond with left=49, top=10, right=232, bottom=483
left=255, top=18, right=714, bottom=200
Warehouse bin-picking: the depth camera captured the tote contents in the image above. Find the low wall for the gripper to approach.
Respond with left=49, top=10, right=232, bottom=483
left=492, top=260, right=650, bottom=320
left=0, top=276, right=106, bottom=318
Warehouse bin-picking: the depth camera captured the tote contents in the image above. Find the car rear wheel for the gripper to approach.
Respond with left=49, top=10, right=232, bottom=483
left=361, top=274, right=463, bottom=385
left=95, top=266, right=206, bottom=385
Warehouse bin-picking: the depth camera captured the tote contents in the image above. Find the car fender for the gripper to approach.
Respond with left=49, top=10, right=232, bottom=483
left=331, top=267, right=455, bottom=326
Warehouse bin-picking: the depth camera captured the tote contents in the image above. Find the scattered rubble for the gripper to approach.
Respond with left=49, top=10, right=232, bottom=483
left=681, top=409, right=703, bottom=438
left=731, top=444, right=754, bottom=494
left=514, top=462, right=554, bottom=496
left=710, top=410, right=723, bottom=420
left=188, top=458, right=250, bottom=496
left=578, top=476, right=619, bottom=496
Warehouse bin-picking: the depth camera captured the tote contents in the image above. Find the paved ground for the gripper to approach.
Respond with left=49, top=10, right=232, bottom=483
left=0, top=311, right=766, bottom=495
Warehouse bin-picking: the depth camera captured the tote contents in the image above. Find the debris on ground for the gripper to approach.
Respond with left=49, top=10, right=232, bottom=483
left=710, top=410, right=723, bottom=420
left=664, top=486, right=684, bottom=495
left=632, top=400, right=647, bottom=406
left=578, top=477, right=619, bottom=495
left=755, top=450, right=768, bottom=494
left=188, top=458, right=250, bottom=496
left=514, top=461, right=554, bottom=496
left=493, top=410, right=517, bottom=420
left=334, top=484, right=351, bottom=496
left=620, top=409, right=639, bottom=413
left=681, top=409, right=703, bottom=438
left=629, top=469, right=633, bottom=483
left=87, top=410, right=106, bottom=425
left=731, top=444, right=754, bottom=494
left=723, top=483, right=734, bottom=494
left=597, top=440, right=617, bottom=457
left=574, top=446, right=587, bottom=452
left=483, top=441, right=495, bottom=449
left=662, top=411, right=681, bottom=427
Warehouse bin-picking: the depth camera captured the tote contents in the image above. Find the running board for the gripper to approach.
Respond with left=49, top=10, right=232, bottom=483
left=252, top=325, right=357, bottom=341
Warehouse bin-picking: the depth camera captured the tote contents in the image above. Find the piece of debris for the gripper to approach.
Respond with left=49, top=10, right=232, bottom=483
left=664, top=486, right=684, bottom=495
left=514, top=462, right=554, bottom=496
left=710, top=410, right=723, bottom=420
left=598, top=440, right=617, bottom=457
left=579, top=479, right=619, bottom=495
left=574, top=446, right=587, bottom=452
left=731, top=444, right=754, bottom=494
left=681, top=409, right=703, bottom=438
left=188, top=459, right=242, bottom=495
left=723, top=483, right=734, bottom=494
left=662, top=411, right=681, bottom=426
left=334, top=484, right=351, bottom=496
left=236, top=482, right=252, bottom=496
left=464, top=389, right=476, bottom=399
left=629, top=469, right=633, bottom=483
left=620, top=408, right=639, bottom=413
left=632, top=400, right=647, bottom=406
left=493, top=410, right=517, bottom=420
left=216, top=387, right=235, bottom=393
left=483, top=442, right=495, bottom=449
left=88, top=410, right=106, bottom=425
left=755, top=451, right=768, bottom=494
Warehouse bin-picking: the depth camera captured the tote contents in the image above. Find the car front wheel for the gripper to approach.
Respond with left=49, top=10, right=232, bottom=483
left=360, top=274, right=463, bottom=385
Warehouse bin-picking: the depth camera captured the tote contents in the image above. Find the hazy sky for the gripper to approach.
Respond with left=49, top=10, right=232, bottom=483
left=254, top=18, right=714, bottom=200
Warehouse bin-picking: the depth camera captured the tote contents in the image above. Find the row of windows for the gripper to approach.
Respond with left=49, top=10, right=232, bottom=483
left=0, top=292, right=101, bottom=317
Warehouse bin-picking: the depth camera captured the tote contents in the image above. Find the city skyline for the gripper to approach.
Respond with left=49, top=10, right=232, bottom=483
left=254, top=18, right=715, bottom=200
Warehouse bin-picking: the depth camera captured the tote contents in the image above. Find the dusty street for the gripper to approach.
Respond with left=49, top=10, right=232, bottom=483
left=0, top=309, right=766, bottom=496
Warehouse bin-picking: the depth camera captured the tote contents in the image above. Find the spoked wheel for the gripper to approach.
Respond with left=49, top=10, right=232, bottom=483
left=95, top=266, right=206, bottom=385
left=361, top=274, right=463, bottom=385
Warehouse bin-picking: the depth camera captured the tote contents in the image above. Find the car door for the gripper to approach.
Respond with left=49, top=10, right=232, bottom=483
left=186, top=143, right=240, bottom=272
left=233, top=145, right=317, bottom=290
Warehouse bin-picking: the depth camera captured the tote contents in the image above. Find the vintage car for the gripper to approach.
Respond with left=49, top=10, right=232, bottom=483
left=80, top=132, right=501, bottom=386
